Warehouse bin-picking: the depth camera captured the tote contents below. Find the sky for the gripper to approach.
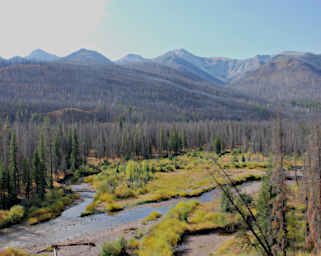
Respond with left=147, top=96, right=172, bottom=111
left=0, top=0, right=320, bottom=60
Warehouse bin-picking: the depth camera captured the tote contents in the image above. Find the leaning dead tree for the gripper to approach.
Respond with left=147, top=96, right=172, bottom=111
left=270, top=111, right=288, bottom=256
left=209, top=111, right=290, bottom=256
left=305, top=126, right=321, bottom=255
left=210, top=159, right=273, bottom=256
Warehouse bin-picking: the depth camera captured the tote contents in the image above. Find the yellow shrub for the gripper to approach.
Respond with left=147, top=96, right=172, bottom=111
left=0, top=248, right=30, bottom=256
left=138, top=201, right=199, bottom=256
left=0, top=211, right=9, bottom=228
left=97, top=192, right=114, bottom=203
left=83, top=175, right=95, bottom=183
left=81, top=201, right=97, bottom=217
left=106, top=203, right=124, bottom=212
left=115, top=185, right=136, bottom=199
left=27, top=217, right=38, bottom=225
left=127, top=238, right=140, bottom=250
left=142, top=212, right=162, bottom=224
left=29, top=207, right=50, bottom=218
left=73, top=193, right=81, bottom=200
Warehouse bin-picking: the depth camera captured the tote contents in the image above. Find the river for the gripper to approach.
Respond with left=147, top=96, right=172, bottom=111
left=0, top=181, right=261, bottom=250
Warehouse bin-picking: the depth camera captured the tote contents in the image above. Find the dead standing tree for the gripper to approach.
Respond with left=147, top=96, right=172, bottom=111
left=270, top=110, right=288, bottom=256
left=305, top=126, right=321, bottom=255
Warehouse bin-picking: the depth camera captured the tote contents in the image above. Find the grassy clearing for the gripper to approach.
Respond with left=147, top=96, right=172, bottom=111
left=83, top=150, right=268, bottom=215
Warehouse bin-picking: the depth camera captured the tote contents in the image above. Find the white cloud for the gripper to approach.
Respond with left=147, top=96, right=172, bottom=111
left=0, top=0, right=110, bottom=58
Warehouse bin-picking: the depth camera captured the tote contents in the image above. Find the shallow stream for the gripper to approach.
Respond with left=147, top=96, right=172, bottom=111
left=0, top=181, right=260, bottom=250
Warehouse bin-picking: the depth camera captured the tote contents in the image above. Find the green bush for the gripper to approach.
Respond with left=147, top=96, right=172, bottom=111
left=8, top=205, right=25, bottom=224
left=221, top=186, right=234, bottom=213
left=100, top=237, right=127, bottom=256
left=238, top=193, right=253, bottom=206
left=0, top=206, right=25, bottom=228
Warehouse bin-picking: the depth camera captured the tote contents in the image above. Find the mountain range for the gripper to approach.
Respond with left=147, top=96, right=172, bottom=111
left=0, top=47, right=321, bottom=122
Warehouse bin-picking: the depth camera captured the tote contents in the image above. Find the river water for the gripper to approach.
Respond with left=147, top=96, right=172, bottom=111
left=0, top=182, right=260, bottom=250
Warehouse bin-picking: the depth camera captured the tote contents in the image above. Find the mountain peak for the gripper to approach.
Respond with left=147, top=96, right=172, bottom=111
left=30, top=48, right=48, bottom=54
left=26, top=49, right=59, bottom=62
left=115, top=53, right=150, bottom=65
left=75, top=48, right=96, bottom=54
left=126, top=53, right=143, bottom=58
left=171, top=48, right=194, bottom=56
left=60, top=48, right=111, bottom=65
left=277, top=51, right=307, bottom=56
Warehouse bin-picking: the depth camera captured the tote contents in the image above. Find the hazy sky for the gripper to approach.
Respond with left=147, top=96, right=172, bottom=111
left=1, top=0, right=320, bottom=60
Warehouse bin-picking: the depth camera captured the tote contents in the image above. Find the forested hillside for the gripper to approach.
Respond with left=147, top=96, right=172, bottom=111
left=1, top=48, right=321, bottom=123
left=0, top=61, right=270, bottom=122
left=230, top=54, right=321, bottom=103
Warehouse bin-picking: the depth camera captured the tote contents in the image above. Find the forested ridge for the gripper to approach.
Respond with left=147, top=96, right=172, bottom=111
left=0, top=62, right=271, bottom=123
left=2, top=48, right=321, bottom=124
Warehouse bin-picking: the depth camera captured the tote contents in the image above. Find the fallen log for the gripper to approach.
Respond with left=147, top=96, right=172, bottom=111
left=37, top=241, right=96, bottom=254
left=52, top=242, right=96, bottom=248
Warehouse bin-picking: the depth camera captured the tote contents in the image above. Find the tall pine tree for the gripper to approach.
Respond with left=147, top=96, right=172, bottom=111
left=9, top=131, right=19, bottom=199
left=71, top=127, right=80, bottom=171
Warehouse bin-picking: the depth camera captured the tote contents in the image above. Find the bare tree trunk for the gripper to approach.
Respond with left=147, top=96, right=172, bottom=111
left=306, top=126, right=321, bottom=255
left=271, top=110, right=288, bottom=256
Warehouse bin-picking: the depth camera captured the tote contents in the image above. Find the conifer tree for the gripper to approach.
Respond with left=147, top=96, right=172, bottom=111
left=32, top=150, right=41, bottom=197
left=71, top=127, right=80, bottom=171
left=53, top=126, right=62, bottom=172
left=3, top=128, right=11, bottom=198
left=169, top=128, right=181, bottom=154
left=257, top=170, right=273, bottom=245
left=36, top=136, right=47, bottom=199
left=214, top=136, right=222, bottom=155
left=22, top=159, right=32, bottom=200
left=159, top=128, right=163, bottom=154
left=221, top=185, right=233, bottom=212
left=0, top=160, right=6, bottom=208
left=9, top=131, right=19, bottom=199
left=66, top=129, right=73, bottom=169
left=181, top=130, right=186, bottom=151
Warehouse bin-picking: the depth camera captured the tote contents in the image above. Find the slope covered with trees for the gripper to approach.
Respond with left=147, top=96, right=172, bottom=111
left=0, top=62, right=270, bottom=122
left=230, top=54, right=321, bottom=103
